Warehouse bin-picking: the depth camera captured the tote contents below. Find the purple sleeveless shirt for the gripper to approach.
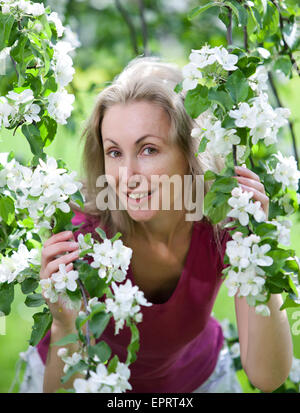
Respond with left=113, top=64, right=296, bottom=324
left=37, top=210, right=230, bottom=393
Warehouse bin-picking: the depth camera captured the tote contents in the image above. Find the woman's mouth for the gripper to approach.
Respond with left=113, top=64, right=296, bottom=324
left=127, top=191, right=153, bottom=203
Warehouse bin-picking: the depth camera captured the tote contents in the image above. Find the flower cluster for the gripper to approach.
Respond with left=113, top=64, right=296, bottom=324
left=229, top=93, right=290, bottom=147
left=266, top=151, right=300, bottom=192
left=227, top=186, right=266, bottom=226
left=88, top=239, right=132, bottom=284
left=0, top=89, right=41, bottom=128
left=0, top=0, right=77, bottom=127
left=40, top=263, right=80, bottom=310
left=224, top=232, right=273, bottom=313
left=289, top=357, right=300, bottom=385
left=73, top=362, right=132, bottom=393
left=57, top=348, right=85, bottom=374
left=191, top=111, right=241, bottom=157
left=0, top=242, right=40, bottom=284
left=105, top=279, right=152, bottom=334
left=0, top=153, right=82, bottom=232
left=182, top=45, right=238, bottom=92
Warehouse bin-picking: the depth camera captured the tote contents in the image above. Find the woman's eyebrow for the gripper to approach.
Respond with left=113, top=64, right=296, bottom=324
left=104, top=135, right=162, bottom=146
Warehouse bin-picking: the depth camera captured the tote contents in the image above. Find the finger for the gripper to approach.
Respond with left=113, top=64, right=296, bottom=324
left=235, top=176, right=265, bottom=194
left=234, top=166, right=260, bottom=182
left=42, top=250, right=80, bottom=279
left=42, top=240, right=79, bottom=263
left=44, top=231, right=74, bottom=248
left=240, top=184, right=269, bottom=215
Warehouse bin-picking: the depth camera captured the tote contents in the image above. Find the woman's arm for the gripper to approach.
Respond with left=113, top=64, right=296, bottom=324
left=235, top=293, right=293, bottom=392
left=232, top=166, right=293, bottom=392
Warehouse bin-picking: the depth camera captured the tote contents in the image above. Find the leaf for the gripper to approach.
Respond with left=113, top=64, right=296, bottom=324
left=52, top=208, right=74, bottom=234
left=89, top=311, right=111, bottom=339
left=210, top=176, right=238, bottom=193
left=21, top=278, right=39, bottom=294
left=126, top=322, right=140, bottom=364
left=61, top=360, right=88, bottom=384
left=225, top=70, right=249, bottom=103
left=37, top=116, right=57, bottom=148
left=107, top=355, right=119, bottom=374
left=208, top=88, right=234, bottom=112
left=198, top=137, right=209, bottom=153
left=273, top=56, right=292, bottom=77
left=0, top=282, right=14, bottom=316
left=29, top=308, right=53, bottom=346
left=110, top=232, right=122, bottom=243
left=95, top=227, right=107, bottom=240
left=188, top=2, right=225, bottom=20
left=280, top=294, right=300, bottom=311
left=204, top=170, right=218, bottom=181
left=0, top=195, right=15, bottom=225
left=184, top=85, right=210, bottom=119
left=21, top=124, right=45, bottom=157
left=224, top=0, right=248, bottom=27
left=203, top=191, right=231, bottom=224
left=0, top=14, right=15, bottom=52
left=83, top=270, right=107, bottom=298
left=52, top=333, right=79, bottom=347
left=88, top=341, right=111, bottom=363
left=70, top=190, right=85, bottom=211
left=25, top=293, right=45, bottom=307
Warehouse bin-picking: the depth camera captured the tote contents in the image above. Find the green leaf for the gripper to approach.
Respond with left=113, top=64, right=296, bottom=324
left=210, top=176, right=238, bottom=193
left=184, top=85, right=210, bottom=119
left=52, top=208, right=74, bottom=234
left=0, top=282, right=14, bottom=316
left=89, top=311, right=111, bottom=339
left=61, top=360, right=88, bottom=384
left=0, top=195, right=15, bottom=225
left=204, top=170, right=218, bottom=181
left=0, top=14, right=15, bottom=51
left=83, top=270, right=107, bottom=298
left=25, top=293, right=45, bottom=307
left=226, top=70, right=249, bottom=103
left=21, top=124, right=44, bottom=157
left=208, top=89, right=234, bottom=112
left=273, top=56, right=292, bottom=77
left=280, top=294, right=300, bottom=311
left=252, top=222, right=277, bottom=239
left=69, top=190, right=85, bottom=211
left=107, top=355, right=119, bottom=374
left=110, top=232, right=122, bottom=243
left=88, top=341, right=111, bottom=363
left=188, top=2, right=224, bottom=20
left=37, top=116, right=57, bottom=148
left=52, top=333, right=79, bottom=347
left=224, top=0, right=248, bottom=26
left=198, top=137, right=209, bottom=153
left=21, top=278, right=39, bottom=294
left=29, top=307, right=53, bottom=346
left=204, top=191, right=231, bottom=224
left=126, top=321, right=140, bottom=364
left=95, top=227, right=107, bottom=241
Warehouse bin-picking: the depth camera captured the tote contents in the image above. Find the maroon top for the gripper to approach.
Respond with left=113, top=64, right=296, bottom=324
left=37, top=210, right=230, bottom=393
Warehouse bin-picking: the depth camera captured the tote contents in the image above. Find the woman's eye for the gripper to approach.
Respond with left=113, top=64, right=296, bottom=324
left=143, top=147, right=157, bottom=155
left=107, top=150, right=121, bottom=158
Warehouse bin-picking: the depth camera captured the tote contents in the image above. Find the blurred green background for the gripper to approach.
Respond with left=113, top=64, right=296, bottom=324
left=0, top=0, right=300, bottom=393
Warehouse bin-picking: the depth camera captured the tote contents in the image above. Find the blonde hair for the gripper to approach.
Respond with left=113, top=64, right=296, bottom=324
left=72, top=56, right=226, bottom=245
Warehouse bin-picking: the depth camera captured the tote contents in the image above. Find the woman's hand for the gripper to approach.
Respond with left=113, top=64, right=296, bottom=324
left=40, top=230, right=81, bottom=331
left=234, top=166, right=269, bottom=219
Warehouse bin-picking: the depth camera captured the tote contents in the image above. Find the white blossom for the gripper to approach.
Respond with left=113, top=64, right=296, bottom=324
left=267, top=151, right=300, bottom=191
left=230, top=342, right=240, bottom=359
left=289, top=357, right=300, bottom=384
left=105, top=279, right=151, bottom=334
left=227, top=186, right=266, bottom=226
left=47, top=11, right=65, bottom=37
left=182, top=62, right=201, bottom=92
left=0, top=96, right=14, bottom=128
left=229, top=102, right=258, bottom=129
left=23, top=102, right=41, bottom=123
left=51, top=263, right=79, bottom=292
left=47, top=89, right=74, bottom=125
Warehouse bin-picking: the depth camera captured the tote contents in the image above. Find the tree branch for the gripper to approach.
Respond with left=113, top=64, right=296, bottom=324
left=77, top=279, right=91, bottom=379
left=268, top=71, right=299, bottom=169
left=115, top=0, right=139, bottom=56
left=137, top=0, right=149, bottom=56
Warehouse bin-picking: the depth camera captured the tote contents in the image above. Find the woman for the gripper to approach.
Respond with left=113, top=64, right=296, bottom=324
left=36, top=57, right=293, bottom=393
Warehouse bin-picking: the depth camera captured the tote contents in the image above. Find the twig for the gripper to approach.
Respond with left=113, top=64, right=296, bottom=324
left=271, top=0, right=300, bottom=76
left=77, top=279, right=91, bottom=379
left=226, top=7, right=233, bottom=51
left=115, top=0, right=139, bottom=55
left=268, top=71, right=299, bottom=168
left=137, top=0, right=149, bottom=56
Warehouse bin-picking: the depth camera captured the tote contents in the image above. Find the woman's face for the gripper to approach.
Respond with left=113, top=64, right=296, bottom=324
left=101, top=100, right=190, bottom=223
